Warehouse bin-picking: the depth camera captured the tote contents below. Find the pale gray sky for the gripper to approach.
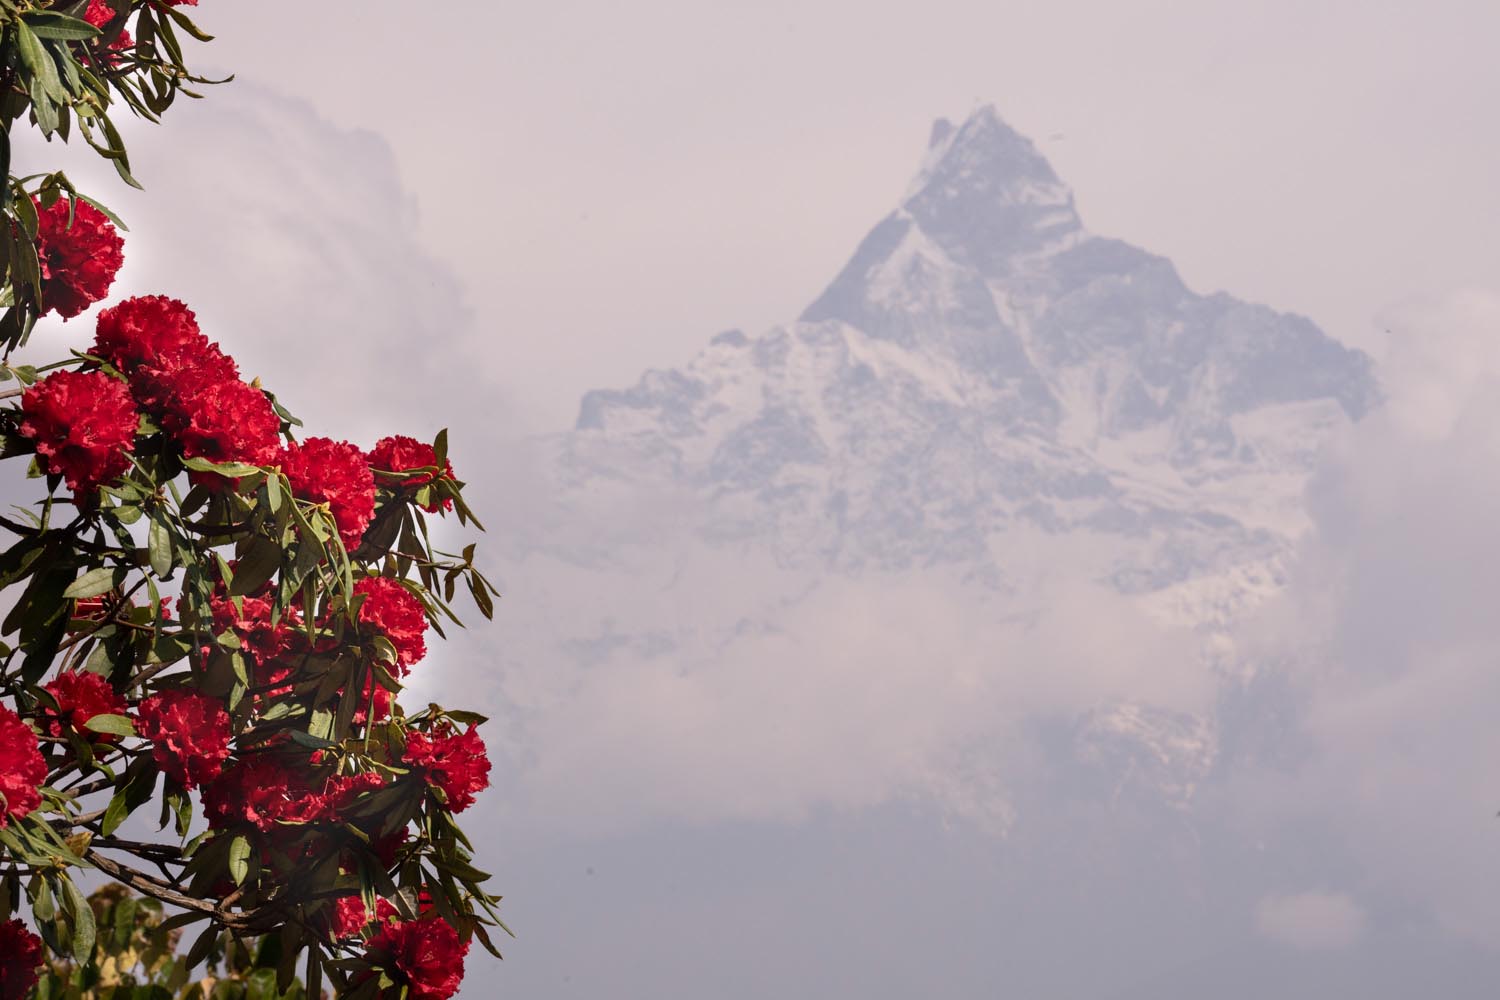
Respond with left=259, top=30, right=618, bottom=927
left=188, top=0, right=1499, bottom=429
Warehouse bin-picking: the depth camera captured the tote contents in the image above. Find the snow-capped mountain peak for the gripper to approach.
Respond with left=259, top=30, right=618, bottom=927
left=511, top=104, right=1381, bottom=827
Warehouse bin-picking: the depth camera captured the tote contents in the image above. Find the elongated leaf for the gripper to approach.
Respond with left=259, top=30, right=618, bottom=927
left=62, top=566, right=123, bottom=599
left=101, top=756, right=157, bottom=836
left=59, top=874, right=95, bottom=963
left=228, top=834, right=251, bottom=886
left=148, top=514, right=173, bottom=577
left=83, top=713, right=135, bottom=737
left=22, top=11, right=100, bottom=40
left=229, top=535, right=280, bottom=596
left=181, top=455, right=261, bottom=478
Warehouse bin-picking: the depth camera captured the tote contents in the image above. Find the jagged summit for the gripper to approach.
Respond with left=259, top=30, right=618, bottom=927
left=803, top=105, right=1084, bottom=345
left=911, top=105, right=1070, bottom=208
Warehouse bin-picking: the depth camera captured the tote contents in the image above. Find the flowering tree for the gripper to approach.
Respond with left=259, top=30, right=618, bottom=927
left=0, top=4, right=505, bottom=998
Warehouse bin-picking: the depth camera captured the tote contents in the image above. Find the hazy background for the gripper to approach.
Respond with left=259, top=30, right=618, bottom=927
left=163, top=0, right=1500, bottom=430
left=15, top=1, right=1500, bottom=996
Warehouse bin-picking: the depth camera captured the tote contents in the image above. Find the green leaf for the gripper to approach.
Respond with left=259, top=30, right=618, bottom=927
left=62, top=566, right=123, bottom=599
left=288, top=730, right=336, bottom=751
left=184, top=921, right=218, bottom=972
left=102, top=756, right=158, bottom=836
left=468, top=573, right=494, bottom=620
left=73, top=192, right=128, bottom=231
left=13, top=20, right=47, bottom=82
left=368, top=634, right=399, bottom=667
left=158, top=2, right=215, bottom=41
left=229, top=535, right=280, bottom=597
left=181, top=456, right=261, bottom=478
left=83, top=713, right=135, bottom=738
left=98, top=114, right=143, bottom=189
left=228, top=834, right=251, bottom=886
left=82, top=638, right=111, bottom=675
left=308, top=708, right=334, bottom=742
left=148, top=514, right=173, bottom=577
left=21, top=11, right=101, bottom=41
left=433, top=856, right=493, bottom=883
left=59, top=874, right=95, bottom=963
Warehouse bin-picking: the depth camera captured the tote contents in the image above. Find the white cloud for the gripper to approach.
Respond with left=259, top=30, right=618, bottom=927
left=484, top=505, right=1211, bottom=834
left=22, top=82, right=498, bottom=447
left=1254, top=890, right=1366, bottom=951
left=1237, top=289, right=1500, bottom=947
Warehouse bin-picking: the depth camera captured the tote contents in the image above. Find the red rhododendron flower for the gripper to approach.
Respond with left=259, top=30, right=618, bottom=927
left=328, top=894, right=398, bottom=941
left=211, top=593, right=288, bottom=667
left=136, top=689, right=231, bottom=789
left=92, top=295, right=209, bottom=372
left=71, top=595, right=110, bottom=626
left=404, top=725, right=490, bottom=813
left=0, top=919, right=44, bottom=1000
left=205, top=755, right=385, bottom=832
left=355, top=576, right=428, bottom=674
left=132, top=343, right=240, bottom=416
left=167, top=377, right=282, bottom=467
left=351, top=671, right=395, bottom=726
left=0, top=705, right=45, bottom=829
left=363, top=918, right=468, bottom=1000
left=19, top=369, right=137, bottom=495
left=204, top=754, right=329, bottom=832
left=33, top=197, right=124, bottom=318
left=83, top=0, right=132, bottom=53
left=369, top=435, right=454, bottom=513
left=84, top=0, right=121, bottom=28
left=280, top=437, right=376, bottom=550
left=41, top=671, right=128, bottom=742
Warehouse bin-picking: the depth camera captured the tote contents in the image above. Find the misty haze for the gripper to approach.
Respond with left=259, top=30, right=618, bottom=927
left=16, top=1, right=1500, bottom=996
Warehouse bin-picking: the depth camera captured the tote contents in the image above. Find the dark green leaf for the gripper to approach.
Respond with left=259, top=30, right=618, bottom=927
left=228, top=834, right=251, bottom=886
left=21, top=11, right=101, bottom=40
left=83, top=713, right=135, bottom=737
left=229, top=535, right=280, bottom=596
left=62, top=565, right=123, bottom=600
left=148, top=515, right=173, bottom=577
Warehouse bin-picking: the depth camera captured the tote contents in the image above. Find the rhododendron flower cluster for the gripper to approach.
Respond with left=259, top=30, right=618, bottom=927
left=40, top=671, right=129, bottom=742
left=203, top=753, right=384, bottom=833
left=136, top=689, right=233, bottom=789
left=0, top=919, right=44, bottom=1000
left=211, top=586, right=300, bottom=668
left=0, top=7, right=502, bottom=992
left=18, top=369, right=138, bottom=495
left=363, top=918, right=469, bottom=1000
left=370, top=434, right=456, bottom=512
left=0, top=706, right=45, bottom=829
left=33, top=197, right=124, bottom=319
left=405, top=725, right=492, bottom=813
left=281, top=436, right=377, bottom=549
left=92, top=295, right=282, bottom=470
left=356, top=575, right=430, bottom=672
left=327, top=893, right=399, bottom=942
